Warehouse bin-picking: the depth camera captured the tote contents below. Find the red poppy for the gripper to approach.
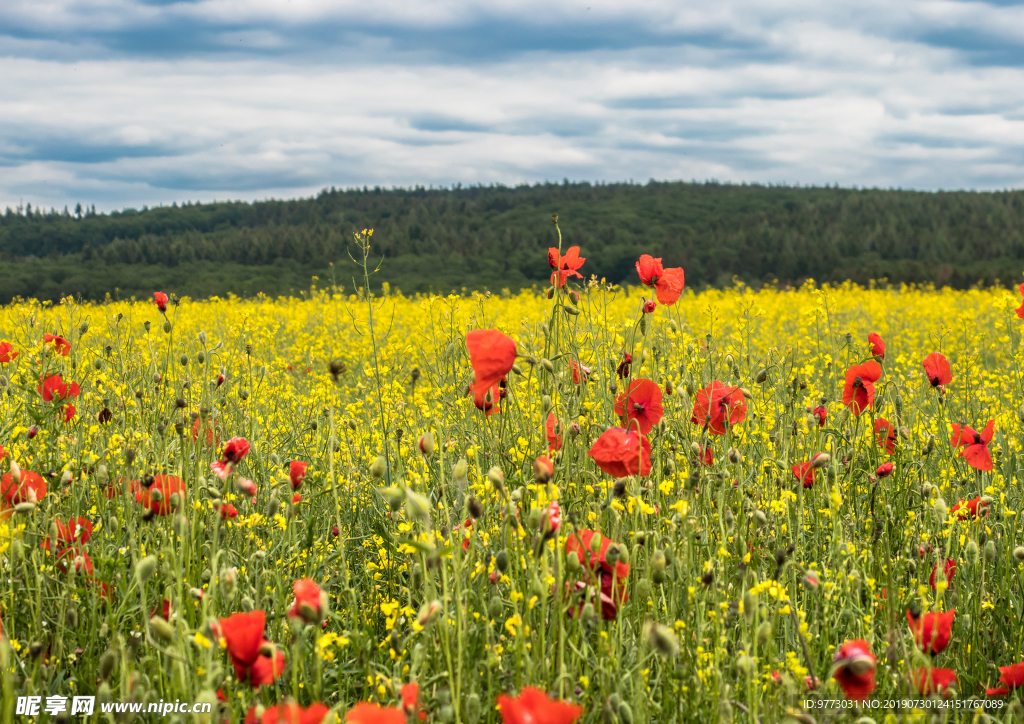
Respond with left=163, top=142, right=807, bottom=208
left=44, top=516, right=93, bottom=552
left=288, top=578, right=327, bottom=624
left=289, top=460, right=308, bottom=490
left=642, top=298, right=657, bottom=314
left=43, top=334, right=71, bottom=356
left=56, top=544, right=94, bottom=576
left=569, top=359, right=590, bottom=385
left=791, top=453, right=827, bottom=489
left=588, top=428, right=652, bottom=477
left=874, top=417, right=897, bottom=455
left=922, top=353, right=952, bottom=387
left=534, top=456, right=555, bottom=482
left=150, top=598, right=172, bottom=621
left=344, top=704, right=405, bottom=724
left=868, top=333, right=885, bottom=359
left=832, top=639, right=876, bottom=701
left=401, top=682, right=425, bottom=721
left=811, top=405, right=827, bottom=427
left=614, top=379, right=664, bottom=435
left=153, top=292, right=169, bottom=313
left=842, top=361, right=882, bottom=415
left=541, top=501, right=562, bottom=535
left=62, top=404, right=76, bottom=423
left=497, top=687, right=583, bottom=724
left=691, top=381, right=747, bottom=435
left=192, top=417, right=220, bottom=447
left=950, top=496, right=988, bottom=519
left=0, top=342, right=18, bottom=363
left=466, top=329, right=517, bottom=414
left=219, top=611, right=285, bottom=687
left=929, top=558, right=957, bottom=590
left=635, top=254, right=685, bottom=305
left=565, top=529, right=630, bottom=620
left=133, top=475, right=185, bottom=516
left=913, top=667, right=956, bottom=697
left=38, top=374, right=81, bottom=402
left=548, top=246, right=586, bottom=287
left=907, top=609, right=954, bottom=654
left=874, top=462, right=894, bottom=478
left=260, top=703, right=329, bottom=724
left=546, top=413, right=562, bottom=452
left=1017, top=283, right=1024, bottom=320
left=987, top=661, right=1024, bottom=696
left=694, top=444, right=713, bottom=466
left=212, top=436, right=251, bottom=478
left=1, top=470, right=47, bottom=507
left=949, top=420, right=994, bottom=471
left=218, top=503, right=239, bottom=519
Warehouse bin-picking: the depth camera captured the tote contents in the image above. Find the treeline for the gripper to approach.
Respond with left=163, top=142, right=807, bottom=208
left=2, top=180, right=1023, bottom=302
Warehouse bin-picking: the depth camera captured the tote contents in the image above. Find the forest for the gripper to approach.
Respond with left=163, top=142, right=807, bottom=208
left=1, top=180, right=1022, bottom=301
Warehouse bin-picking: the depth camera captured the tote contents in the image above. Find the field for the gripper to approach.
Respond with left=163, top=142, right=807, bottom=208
left=2, top=229, right=1024, bottom=723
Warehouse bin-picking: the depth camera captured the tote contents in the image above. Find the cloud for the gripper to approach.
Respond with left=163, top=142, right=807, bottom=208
left=0, top=0, right=1022, bottom=211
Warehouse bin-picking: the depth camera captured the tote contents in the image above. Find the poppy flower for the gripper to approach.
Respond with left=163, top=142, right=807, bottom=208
left=811, top=405, right=827, bottom=427
left=56, top=544, right=94, bottom=576
left=842, top=361, right=882, bottom=415
left=0, top=342, right=18, bottom=363
left=569, top=359, right=590, bottom=385
left=38, top=374, right=81, bottom=402
left=43, top=334, right=71, bottom=356
left=874, top=462, right=894, bottom=478
left=615, top=352, right=632, bottom=379
left=565, top=530, right=629, bottom=620
left=588, top=428, right=652, bottom=477
left=913, top=667, right=956, bottom=697
left=950, top=496, right=988, bottom=519
left=153, top=292, right=169, bottom=313
left=219, top=611, right=285, bottom=687
left=98, top=407, right=113, bottom=424
left=694, top=444, right=713, bottom=466
left=635, top=254, right=685, bottom=305
left=691, top=381, right=747, bottom=435
left=548, top=246, right=586, bottom=287
left=150, top=598, right=172, bottom=621
left=874, top=418, right=897, bottom=455
left=614, top=378, right=664, bottom=435
left=260, top=703, right=330, bottom=724
left=832, top=639, right=876, bottom=701
left=133, top=475, right=185, bottom=516
left=791, top=453, right=828, bottom=489
left=497, top=687, right=583, bottom=724
left=289, top=460, right=308, bottom=490
left=922, top=353, right=952, bottom=388
left=541, top=500, right=562, bottom=536
left=62, top=404, right=76, bottom=423
left=907, top=609, right=954, bottom=655
left=43, top=516, right=93, bottom=552
left=1, top=470, right=47, bottom=507
left=344, top=703, right=405, bottom=724
left=401, top=682, right=426, bottom=721
left=868, top=333, right=885, bottom=359
left=218, top=503, right=239, bottom=519
left=211, top=436, right=251, bottom=478
left=642, top=298, right=657, bottom=314
left=288, top=578, right=328, bottom=624
left=534, top=456, right=555, bottom=482
left=545, top=413, right=562, bottom=452
left=929, top=558, right=957, bottom=591
left=986, top=661, right=1024, bottom=697
left=949, top=420, right=994, bottom=472
left=466, top=329, right=517, bottom=413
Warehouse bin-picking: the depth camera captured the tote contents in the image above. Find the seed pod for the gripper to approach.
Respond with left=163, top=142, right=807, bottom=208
left=163, top=320, right=171, bottom=333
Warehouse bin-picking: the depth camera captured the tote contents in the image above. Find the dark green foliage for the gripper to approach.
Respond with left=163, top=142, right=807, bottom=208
left=3, top=180, right=1023, bottom=301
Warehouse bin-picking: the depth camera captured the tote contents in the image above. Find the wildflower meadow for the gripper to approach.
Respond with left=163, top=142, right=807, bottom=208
left=3, top=224, right=1024, bottom=723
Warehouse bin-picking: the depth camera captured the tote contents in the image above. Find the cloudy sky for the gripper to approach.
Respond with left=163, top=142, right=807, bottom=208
left=1, top=0, right=1023, bottom=211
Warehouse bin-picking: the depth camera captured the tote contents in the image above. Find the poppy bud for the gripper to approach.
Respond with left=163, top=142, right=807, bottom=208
left=453, top=457, right=469, bottom=485
left=534, top=456, right=554, bottom=483
left=644, top=620, right=679, bottom=658
left=149, top=616, right=174, bottom=642
left=467, top=495, right=483, bottom=519
left=965, top=540, right=980, bottom=566
left=756, top=621, right=772, bottom=646
left=189, top=587, right=204, bottom=601
left=636, top=578, right=652, bottom=601
left=755, top=369, right=768, bottom=383
left=221, top=567, right=237, bottom=596
left=728, top=448, right=741, bottom=464
left=405, top=490, right=431, bottom=521
left=566, top=550, right=581, bottom=572
left=665, top=379, right=674, bottom=395
left=418, top=432, right=435, bottom=456
left=495, top=550, right=509, bottom=572
left=487, top=466, right=505, bottom=491
left=135, top=555, right=158, bottom=582
left=581, top=602, right=596, bottom=621
left=370, top=455, right=387, bottom=479
left=652, top=550, right=667, bottom=573
left=563, top=304, right=580, bottom=315
left=546, top=287, right=554, bottom=299
left=933, top=497, right=948, bottom=523
left=618, top=703, right=634, bottom=724
left=465, top=694, right=482, bottom=724
left=511, top=363, right=524, bottom=376
left=99, top=649, right=118, bottom=680
left=417, top=599, right=442, bottom=626
left=234, top=478, right=256, bottom=497
left=1014, top=546, right=1024, bottom=562
left=14, top=502, right=35, bottom=515
left=332, top=525, right=340, bottom=537
left=27, top=426, right=37, bottom=439
left=742, top=591, right=756, bottom=623
left=737, top=653, right=756, bottom=676
left=755, top=510, right=768, bottom=526
left=542, top=394, right=552, bottom=412
left=811, top=453, right=830, bottom=469
left=690, top=442, right=701, bottom=456
left=163, top=321, right=171, bottom=333
left=740, top=388, right=752, bottom=399
left=569, top=290, right=580, bottom=305
left=541, top=358, right=555, bottom=373
left=985, top=540, right=996, bottom=562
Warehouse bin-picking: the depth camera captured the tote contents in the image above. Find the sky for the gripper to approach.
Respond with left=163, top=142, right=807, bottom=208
left=1, top=0, right=1023, bottom=212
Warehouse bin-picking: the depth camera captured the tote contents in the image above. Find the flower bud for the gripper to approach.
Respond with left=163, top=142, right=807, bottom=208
left=163, top=320, right=171, bottom=333
left=495, top=549, right=509, bottom=572
left=417, top=600, right=442, bottom=626
left=418, top=432, right=435, bottom=455
left=541, top=358, right=555, bottom=373
left=811, top=453, right=830, bottom=469
left=965, top=540, right=980, bottom=566
left=453, top=458, right=469, bottom=485
left=737, top=653, right=756, bottom=676
left=1014, top=546, right=1024, bottom=562
left=985, top=540, right=997, bottom=562
left=149, top=616, right=174, bottom=642
left=756, top=621, right=772, bottom=647
left=933, top=496, right=948, bottom=523
left=636, top=578, right=652, bottom=601
left=221, top=567, right=237, bottom=596
left=755, top=369, right=768, bottom=383
left=728, top=448, right=741, bottom=464
left=487, top=466, right=505, bottom=491
left=755, top=510, right=768, bottom=526
left=652, top=549, right=667, bottom=573
left=465, top=693, right=482, bottom=724
left=742, top=591, right=756, bottom=623
left=566, top=550, right=581, bottom=572
left=643, top=620, right=679, bottom=658
left=136, top=555, right=158, bottom=582
left=370, top=455, right=388, bottom=479
left=405, top=490, right=431, bottom=521
left=99, top=649, right=118, bottom=680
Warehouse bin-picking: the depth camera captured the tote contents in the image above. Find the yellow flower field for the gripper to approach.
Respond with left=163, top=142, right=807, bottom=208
left=2, top=233, right=1024, bottom=723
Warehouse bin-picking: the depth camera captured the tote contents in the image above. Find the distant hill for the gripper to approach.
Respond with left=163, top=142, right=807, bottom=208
left=2, top=180, right=1023, bottom=302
